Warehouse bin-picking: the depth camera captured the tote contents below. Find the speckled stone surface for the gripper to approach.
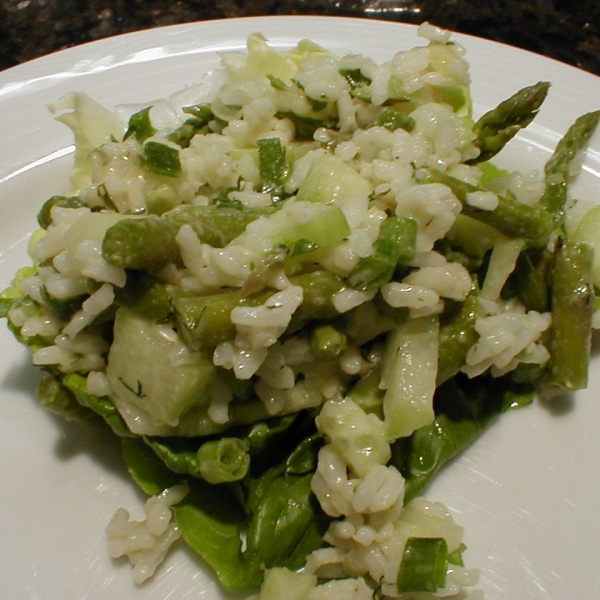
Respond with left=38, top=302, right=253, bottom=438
left=1, top=0, right=599, bottom=75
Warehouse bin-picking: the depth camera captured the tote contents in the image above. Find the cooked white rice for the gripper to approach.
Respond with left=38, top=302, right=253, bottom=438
left=106, top=484, right=188, bottom=584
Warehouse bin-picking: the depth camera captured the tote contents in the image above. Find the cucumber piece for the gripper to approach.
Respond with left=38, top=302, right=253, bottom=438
left=296, top=153, right=371, bottom=203
left=106, top=307, right=215, bottom=435
left=270, top=205, right=350, bottom=256
left=572, top=204, right=600, bottom=287
left=257, top=568, right=316, bottom=600
left=380, top=315, right=439, bottom=440
left=64, top=211, right=130, bottom=271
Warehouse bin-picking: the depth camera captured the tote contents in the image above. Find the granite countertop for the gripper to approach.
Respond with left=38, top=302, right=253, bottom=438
left=1, top=0, right=599, bottom=75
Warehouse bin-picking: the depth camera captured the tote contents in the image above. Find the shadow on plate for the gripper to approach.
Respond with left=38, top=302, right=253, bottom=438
left=2, top=353, right=133, bottom=484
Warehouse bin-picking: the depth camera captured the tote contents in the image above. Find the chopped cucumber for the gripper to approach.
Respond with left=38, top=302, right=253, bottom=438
left=296, top=153, right=371, bottom=203
left=64, top=211, right=131, bottom=271
left=380, top=316, right=439, bottom=440
left=257, top=568, right=316, bottom=600
left=270, top=205, right=350, bottom=256
left=572, top=204, right=600, bottom=287
left=106, top=307, right=215, bottom=435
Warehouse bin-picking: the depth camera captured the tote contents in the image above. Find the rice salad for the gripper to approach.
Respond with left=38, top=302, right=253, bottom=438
left=2, top=22, right=599, bottom=599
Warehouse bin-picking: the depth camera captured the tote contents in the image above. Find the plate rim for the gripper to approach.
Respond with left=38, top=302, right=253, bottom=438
left=0, top=14, right=599, bottom=600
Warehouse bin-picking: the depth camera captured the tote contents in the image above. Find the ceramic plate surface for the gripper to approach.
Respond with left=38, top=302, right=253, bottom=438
left=0, top=16, right=599, bottom=600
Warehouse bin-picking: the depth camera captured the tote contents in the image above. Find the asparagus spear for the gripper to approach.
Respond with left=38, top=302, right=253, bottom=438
left=310, top=324, right=348, bottom=360
left=511, top=249, right=552, bottom=313
left=102, top=205, right=276, bottom=271
left=167, top=204, right=277, bottom=247
left=175, top=287, right=273, bottom=349
left=102, top=216, right=180, bottom=271
left=436, top=293, right=481, bottom=386
left=541, top=110, right=600, bottom=227
left=415, top=167, right=554, bottom=244
left=175, top=270, right=345, bottom=350
left=469, top=81, right=550, bottom=163
left=113, top=271, right=173, bottom=322
left=546, top=239, right=594, bottom=391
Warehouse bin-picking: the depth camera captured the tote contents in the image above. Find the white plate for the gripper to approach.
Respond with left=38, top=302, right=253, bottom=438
left=1, top=16, right=599, bottom=600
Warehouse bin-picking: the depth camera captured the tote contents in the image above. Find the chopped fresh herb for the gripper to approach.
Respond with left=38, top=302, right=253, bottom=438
left=372, top=107, right=415, bottom=132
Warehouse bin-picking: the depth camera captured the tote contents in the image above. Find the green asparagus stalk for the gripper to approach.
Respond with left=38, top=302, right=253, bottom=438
left=546, top=239, right=594, bottom=391
left=511, top=249, right=551, bottom=313
left=415, top=167, right=554, bottom=244
left=288, top=270, right=346, bottom=327
left=175, top=270, right=345, bottom=350
left=436, top=293, right=481, bottom=386
left=167, top=204, right=277, bottom=248
left=102, top=205, right=277, bottom=271
left=310, top=324, right=348, bottom=360
left=175, top=287, right=273, bottom=350
left=102, top=216, right=180, bottom=271
left=469, top=81, right=550, bottom=163
left=541, top=110, right=600, bottom=227
left=113, top=271, right=173, bottom=322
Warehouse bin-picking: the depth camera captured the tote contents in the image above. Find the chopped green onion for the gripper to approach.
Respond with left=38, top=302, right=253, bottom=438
left=124, top=106, right=156, bottom=142
left=257, top=137, right=289, bottom=201
left=142, top=141, right=182, bottom=177
left=397, top=537, right=448, bottom=593
left=340, top=67, right=372, bottom=100
left=37, top=194, right=85, bottom=229
left=168, top=104, right=214, bottom=148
